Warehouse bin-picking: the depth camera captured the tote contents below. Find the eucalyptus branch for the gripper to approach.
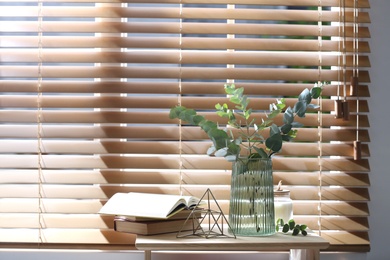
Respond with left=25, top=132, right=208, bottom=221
left=169, top=83, right=324, bottom=162
left=276, top=219, right=308, bottom=236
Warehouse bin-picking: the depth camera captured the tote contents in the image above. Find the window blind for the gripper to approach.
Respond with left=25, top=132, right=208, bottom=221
left=0, top=0, right=370, bottom=252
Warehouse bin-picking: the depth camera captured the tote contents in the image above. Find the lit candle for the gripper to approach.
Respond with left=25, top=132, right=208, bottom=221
left=274, top=181, right=293, bottom=224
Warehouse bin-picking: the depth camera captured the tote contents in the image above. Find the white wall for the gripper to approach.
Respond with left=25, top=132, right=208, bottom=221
left=1, top=1, right=389, bottom=259
left=364, top=0, right=390, bottom=259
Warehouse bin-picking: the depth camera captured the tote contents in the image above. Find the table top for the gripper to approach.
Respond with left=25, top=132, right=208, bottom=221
left=135, top=228, right=329, bottom=251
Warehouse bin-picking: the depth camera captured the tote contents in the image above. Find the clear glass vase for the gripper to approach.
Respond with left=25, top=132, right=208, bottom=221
left=229, top=158, right=275, bottom=236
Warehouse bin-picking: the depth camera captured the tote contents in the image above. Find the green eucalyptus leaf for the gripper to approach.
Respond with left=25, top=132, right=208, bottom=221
left=227, top=141, right=241, bottom=154
left=291, top=122, right=303, bottom=128
left=298, top=88, right=311, bottom=104
left=311, top=86, right=322, bottom=98
left=224, top=84, right=236, bottom=94
left=230, top=96, right=241, bottom=104
left=289, top=219, right=296, bottom=230
left=234, top=87, right=244, bottom=97
left=265, top=133, right=283, bottom=152
left=301, top=230, right=308, bottom=236
left=248, top=152, right=262, bottom=159
left=292, top=228, right=300, bottom=236
left=281, top=135, right=293, bottom=142
left=244, top=108, right=252, bottom=120
left=215, top=147, right=228, bottom=157
left=225, top=155, right=238, bottom=162
left=207, top=145, right=216, bottom=155
left=208, top=128, right=230, bottom=148
left=283, top=107, right=294, bottom=124
left=180, top=109, right=197, bottom=123
left=234, top=136, right=243, bottom=145
left=288, top=129, right=298, bottom=139
left=275, top=218, right=284, bottom=232
left=227, top=114, right=237, bottom=126
left=268, top=109, right=280, bottom=119
left=282, top=223, right=290, bottom=233
left=240, top=95, right=249, bottom=107
left=277, top=98, right=286, bottom=107
left=192, top=115, right=205, bottom=125
left=307, top=103, right=320, bottom=109
left=293, top=101, right=307, bottom=117
left=281, top=123, right=292, bottom=134
left=200, top=120, right=218, bottom=133
left=216, top=111, right=228, bottom=117
left=253, top=147, right=268, bottom=158
left=269, top=124, right=280, bottom=136
left=169, top=106, right=185, bottom=119
left=230, top=88, right=244, bottom=105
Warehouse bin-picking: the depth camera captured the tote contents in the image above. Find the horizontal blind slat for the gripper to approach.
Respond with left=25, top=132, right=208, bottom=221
left=0, top=155, right=363, bottom=172
left=0, top=66, right=371, bottom=83
left=0, top=50, right=371, bottom=68
left=0, top=81, right=371, bottom=98
left=293, top=216, right=369, bottom=231
left=0, top=228, right=136, bottom=245
left=0, top=125, right=370, bottom=142
left=0, top=22, right=370, bottom=38
left=0, top=96, right=370, bottom=114
left=0, top=169, right=370, bottom=186
left=0, top=0, right=370, bottom=8
left=0, top=36, right=371, bottom=53
left=0, top=7, right=371, bottom=23
left=293, top=201, right=369, bottom=216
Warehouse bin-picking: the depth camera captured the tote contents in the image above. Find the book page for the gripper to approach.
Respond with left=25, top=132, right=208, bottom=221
left=99, top=192, right=198, bottom=219
left=183, top=196, right=204, bottom=208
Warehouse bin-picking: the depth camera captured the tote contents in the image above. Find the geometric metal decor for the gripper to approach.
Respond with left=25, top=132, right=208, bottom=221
left=177, top=188, right=236, bottom=239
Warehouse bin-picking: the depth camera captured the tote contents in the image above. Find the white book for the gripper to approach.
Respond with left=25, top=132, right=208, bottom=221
left=99, top=192, right=203, bottom=219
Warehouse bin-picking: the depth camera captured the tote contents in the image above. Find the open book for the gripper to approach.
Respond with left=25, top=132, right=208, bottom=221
left=99, top=192, right=203, bottom=219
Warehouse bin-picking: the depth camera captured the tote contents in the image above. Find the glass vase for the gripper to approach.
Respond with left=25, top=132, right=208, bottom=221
left=229, top=158, right=275, bottom=236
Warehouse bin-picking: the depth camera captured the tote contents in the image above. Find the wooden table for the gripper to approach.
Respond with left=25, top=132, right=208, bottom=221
left=135, top=229, right=329, bottom=260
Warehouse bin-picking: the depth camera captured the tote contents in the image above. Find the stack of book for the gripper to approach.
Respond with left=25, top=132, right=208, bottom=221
left=113, top=210, right=201, bottom=235
left=99, top=192, right=203, bottom=235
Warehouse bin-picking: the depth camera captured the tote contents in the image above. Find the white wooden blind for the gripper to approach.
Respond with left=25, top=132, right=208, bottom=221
left=0, top=0, right=370, bottom=251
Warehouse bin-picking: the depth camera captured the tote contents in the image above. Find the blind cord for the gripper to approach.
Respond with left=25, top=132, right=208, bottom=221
left=178, top=1, right=183, bottom=196
left=334, top=0, right=343, bottom=119
left=317, top=0, right=323, bottom=236
left=354, top=0, right=361, bottom=159
left=37, top=0, right=44, bottom=246
left=337, top=0, right=342, bottom=100
left=354, top=1, right=359, bottom=133
left=342, top=0, right=347, bottom=102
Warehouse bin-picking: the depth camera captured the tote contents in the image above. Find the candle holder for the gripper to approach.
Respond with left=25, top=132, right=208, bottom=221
left=274, top=188, right=293, bottom=227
